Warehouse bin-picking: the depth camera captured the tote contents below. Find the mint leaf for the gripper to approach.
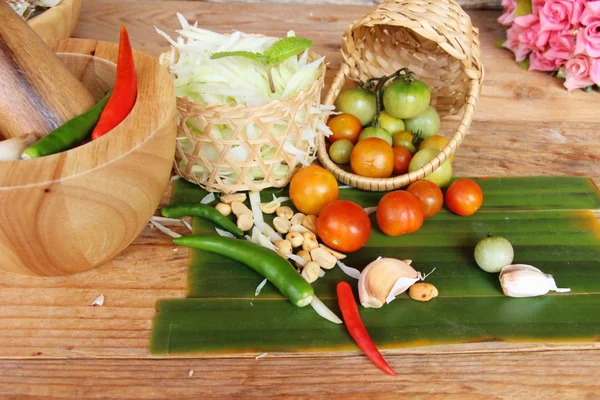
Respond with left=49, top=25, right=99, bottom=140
left=263, top=36, right=313, bottom=65
left=211, top=51, right=264, bottom=62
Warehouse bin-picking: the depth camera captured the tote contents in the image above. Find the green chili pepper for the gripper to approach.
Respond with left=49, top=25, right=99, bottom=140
left=22, top=90, right=112, bottom=159
left=173, top=236, right=315, bottom=307
left=161, top=203, right=244, bottom=238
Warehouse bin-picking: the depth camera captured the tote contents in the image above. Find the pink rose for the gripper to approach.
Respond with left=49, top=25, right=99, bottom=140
left=581, top=1, right=600, bottom=25
left=575, top=20, right=600, bottom=56
left=540, top=0, right=586, bottom=31
left=498, top=0, right=517, bottom=25
left=533, top=0, right=547, bottom=12
left=504, top=15, right=551, bottom=61
left=563, top=55, right=595, bottom=90
left=529, top=50, right=562, bottom=71
left=545, top=30, right=577, bottom=62
left=591, top=58, right=600, bottom=83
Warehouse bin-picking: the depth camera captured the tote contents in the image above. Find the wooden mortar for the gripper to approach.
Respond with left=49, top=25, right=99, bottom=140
left=0, top=39, right=177, bottom=276
left=0, top=1, right=95, bottom=140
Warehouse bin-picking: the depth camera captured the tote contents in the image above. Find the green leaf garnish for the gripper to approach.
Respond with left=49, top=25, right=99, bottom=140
left=515, top=0, right=532, bottom=16
left=211, top=51, right=264, bottom=62
left=209, top=35, right=314, bottom=93
left=518, top=58, right=530, bottom=70
left=263, top=37, right=314, bottom=64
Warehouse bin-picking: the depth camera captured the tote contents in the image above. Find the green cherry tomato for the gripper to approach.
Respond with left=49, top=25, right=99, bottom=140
left=391, top=131, right=417, bottom=154
left=408, top=148, right=452, bottom=188
left=334, top=88, right=377, bottom=126
left=474, top=236, right=514, bottom=273
left=378, top=111, right=405, bottom=135
left=358, top=126, right=393, bottom=146
left=329, top=139, right=354, bottom=164
left=383, top=79, right=431, bottom=119
left=404, top=106, right=440, bottom=138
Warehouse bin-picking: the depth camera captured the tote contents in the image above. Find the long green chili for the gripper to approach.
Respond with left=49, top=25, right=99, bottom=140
left=173, top=235, right=315, bottom=307
left=22, top=90, right=112, bottom=159
left=161, top=203, right=244, bottom=238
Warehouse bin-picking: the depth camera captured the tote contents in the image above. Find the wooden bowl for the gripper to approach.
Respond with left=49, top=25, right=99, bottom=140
left=27, top=0, right=82, bottom=40
left=0, top=38, right=177, bottom=276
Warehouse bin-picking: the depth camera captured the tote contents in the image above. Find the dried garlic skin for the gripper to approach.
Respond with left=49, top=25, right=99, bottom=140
left=499, top=264, right=571, bottom=298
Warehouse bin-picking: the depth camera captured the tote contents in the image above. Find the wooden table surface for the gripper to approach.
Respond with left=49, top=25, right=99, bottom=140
left=2, top=1, right=600, bottom=398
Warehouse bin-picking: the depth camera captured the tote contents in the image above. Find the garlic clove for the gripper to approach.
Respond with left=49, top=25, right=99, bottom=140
left=358, top=258, right=420, bottom=308
left=499, top=264, right=571, bottom=298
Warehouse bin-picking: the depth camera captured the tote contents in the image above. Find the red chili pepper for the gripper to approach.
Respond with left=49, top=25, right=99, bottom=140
left=336, top=281, right=396, bottom=376
left=91, top=25, right=137, bottom=140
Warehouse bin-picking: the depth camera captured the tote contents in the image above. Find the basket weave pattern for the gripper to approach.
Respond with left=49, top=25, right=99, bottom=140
left=318, top=0, right=484, bottom=191
left=163, top=51, right=326, bottom=194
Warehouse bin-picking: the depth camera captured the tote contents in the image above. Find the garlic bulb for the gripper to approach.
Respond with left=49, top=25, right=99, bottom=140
left=499, top=264, right=571, bottom=298
left=358, top=258, right=429, bottom=308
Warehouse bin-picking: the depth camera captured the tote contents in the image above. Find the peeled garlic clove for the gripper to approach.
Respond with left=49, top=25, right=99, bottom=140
left=358, top=258, right=420, bottom=308
left=499, top=264, right=571, bottom=298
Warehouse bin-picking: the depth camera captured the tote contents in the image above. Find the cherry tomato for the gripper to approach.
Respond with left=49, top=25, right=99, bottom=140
left=327, top=113, right=362, bottom=144
left=392, top=131, right=417, bottom=154
left=383, top=79, right=431, bottom=119
left=376, top=191, right=424, bottom=236
left=289, top=165, right=339, bottom=215
left=404, top=106, right=440, bottom=138
left=334, top=88, right=377, bottom=126
left=392, top=146, right=412, bottom=175
left=317, top=200, right=371, bottom=252
left=407, top=180, right=443, bottom=217
left=418, top=135, right=454, bottom=161
left=445, top=179, right=483, bottom=216
left=350, top=138, right=393, bottom=178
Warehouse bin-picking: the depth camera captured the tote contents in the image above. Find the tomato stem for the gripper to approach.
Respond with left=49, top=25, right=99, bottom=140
left=368, top=68, right=415, bottom=128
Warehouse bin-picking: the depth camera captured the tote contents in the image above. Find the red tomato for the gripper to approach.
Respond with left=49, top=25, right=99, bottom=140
left=327, top=113, right=363, bottom=144
left=317, top=200, right=371, bottom=253
left=392, top=146, right=412, bottom=175
left=407, top=180, right=444, bottom=218
left=445, top=179, right=483, bottom=216
left=376, top=191, right=424, bottom=236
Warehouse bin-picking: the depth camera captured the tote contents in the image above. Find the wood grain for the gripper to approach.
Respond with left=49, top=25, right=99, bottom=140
left=0, top=1, right=94, bottom=141
left=1, top=1, right=599, bottom=398
left=1, top=351, right=600, bottom=399
left=0, top=39, right=177, bottom=276
left=27, top=0, right=82, bottom=40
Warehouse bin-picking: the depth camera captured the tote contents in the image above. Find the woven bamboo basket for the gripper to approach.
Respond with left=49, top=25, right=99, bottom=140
left=318, top=0, right=484, bottom=191
left=160, top=48, right=326, bottom=194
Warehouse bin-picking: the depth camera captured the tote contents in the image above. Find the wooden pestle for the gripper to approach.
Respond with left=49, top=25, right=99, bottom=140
left=0, top=2, right=96, bottom=141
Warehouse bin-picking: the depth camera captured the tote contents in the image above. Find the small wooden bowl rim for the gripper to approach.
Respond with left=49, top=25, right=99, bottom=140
left=0, top=38, right=176, bottom=189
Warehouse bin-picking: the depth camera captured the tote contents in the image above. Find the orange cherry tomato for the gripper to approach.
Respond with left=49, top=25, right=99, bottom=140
left=407, top=180, right=444, bottom=218
left=445, top=179, right=483, bottom=216
left=392, top=146, right=412, bottom=175
left=289, top=165, right=339, bottom=215
left=350, top=138, right=394, bottom=178
left=327, top=113, right=363, bottom=144
left=376, top=190, right=424, bottom=236
left=317, top=200, right=371, bottom=253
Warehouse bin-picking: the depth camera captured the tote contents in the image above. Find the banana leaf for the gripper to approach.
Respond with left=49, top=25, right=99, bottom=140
left=150, top=177, right=600, bottom=355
